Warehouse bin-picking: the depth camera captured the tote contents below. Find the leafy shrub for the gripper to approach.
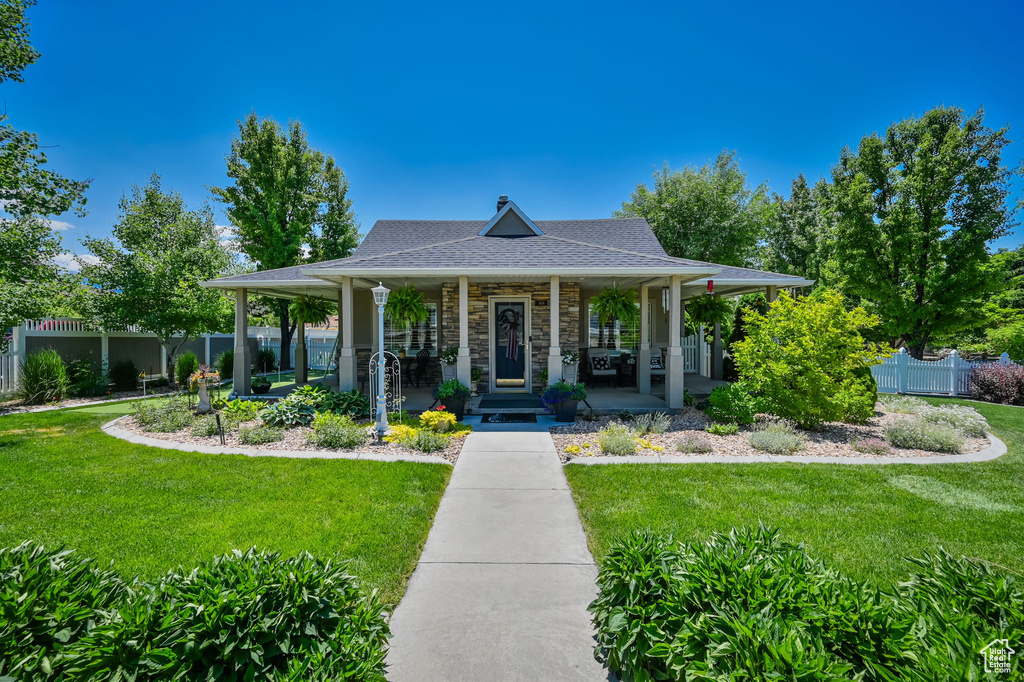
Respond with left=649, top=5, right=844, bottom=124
left=918, top=404, right=989, bottom=437
left=190, top=414, right=221, bottom=437
left=259, top=397, right=316, bottom=427
left=253, top=347, right=278, bottom=373
left=174, top=352, right=198, bottom=386
left=676, top=433, right=713, bottom=453
left=309, top=412, right=367, bottom=449
left=132, top=396, right=193, bottom=432
left=65, top=356, right=108, bottom=398
left=879, top=394, right=928, bottom=414
left=215, top=349, right=234, bottom=380
left=851, top=437, right=893, bottom=455
left=419, top=408, right=457, bottom=432
left=23, top=547, right=389, bottom=681
left=292, top=384, right=371, bottom=417
left=704, top=381, right=759, bottom=424
left=883, top=417, right=965, bottom=453
left=590, top=527, right=1024, bottom=681
left=705, top=422, right=739, bottom=436
left=382, top=423, right=417, bottom=445
left=238, top=423, right=284, bottom=444
left=17, top=349, right=69, bottom=405
left=969, top=362, right=1024, bottom=406
left=748, top=422, right=805, bottom=454
left=733, top=289, right=891, bottom=427
left=406, top=429, right=449, bottom=453
left=107, top=358, right=139, bottom=391
left=597, top=422, right=637, bottom=455
left=0, top=542, right=129, bottom=680
left=633, top=411, right=671, bottom=435
left=215, top=397, right=259, bottom=425
left=434, top=378, right=471, bottom=402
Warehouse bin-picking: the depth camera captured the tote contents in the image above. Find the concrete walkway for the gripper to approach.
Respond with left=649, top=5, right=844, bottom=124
left=386, top=430, right=610, bottom=681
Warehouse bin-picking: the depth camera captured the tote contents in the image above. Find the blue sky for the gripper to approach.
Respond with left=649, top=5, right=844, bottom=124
left=7, top=0, right=1023, bottom=267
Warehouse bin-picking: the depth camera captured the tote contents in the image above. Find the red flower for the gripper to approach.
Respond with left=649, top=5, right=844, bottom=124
left=438, top=405, right=446, bottom=410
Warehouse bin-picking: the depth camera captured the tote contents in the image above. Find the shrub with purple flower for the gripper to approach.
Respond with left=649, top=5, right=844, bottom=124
left=969, top=363, right=1024, bottom=406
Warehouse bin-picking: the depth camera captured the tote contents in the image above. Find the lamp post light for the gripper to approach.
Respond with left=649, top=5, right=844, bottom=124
left=372, top=282, right=391, bottom=437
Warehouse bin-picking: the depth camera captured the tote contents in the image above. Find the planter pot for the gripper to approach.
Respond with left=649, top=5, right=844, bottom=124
left=450, top=400, right=466, bottom=421
left=562, top=363, right=579, bottom=384
left=555, top=399, right=579, bottom=422
left=251, top=383, right=271, bottom=395
left=441, top=364, right=457, bottom=381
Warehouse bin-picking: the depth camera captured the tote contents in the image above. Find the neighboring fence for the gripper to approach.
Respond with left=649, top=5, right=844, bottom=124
left=681, top=329, right=712, bottom=375
left=872, top=348, right=1018, bottom=396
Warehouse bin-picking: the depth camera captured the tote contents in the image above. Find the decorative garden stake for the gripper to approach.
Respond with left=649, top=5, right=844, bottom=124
left=372, top=282, right=391, bottom=437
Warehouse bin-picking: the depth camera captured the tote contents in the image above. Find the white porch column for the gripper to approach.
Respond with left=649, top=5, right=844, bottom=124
left=666, top=275, right=685, bottom=409
left=233, top=288, right=251, bottom=394
left=547, top=275, right=563, bottom=384
left=100, top=332, right=110, bottom=374
left=766, top=285, right=778, bottom=303
left=638, top=284, right=651, bottom=394
left=294, top=320, right=308, bottom=385
left=338, top=278, right=357, bottom=391
left=711, top=295, right=724, bottom=380
left=456, top=275, right=471, bottom=386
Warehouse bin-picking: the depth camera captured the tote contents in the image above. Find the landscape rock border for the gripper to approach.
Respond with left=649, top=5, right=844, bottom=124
left=101, top=416, right=453, bottom=466
left=566, top=432, right=1007, bottom=466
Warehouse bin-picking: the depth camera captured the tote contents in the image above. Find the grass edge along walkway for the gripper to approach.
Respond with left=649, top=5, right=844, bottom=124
left=0, top=405, right=451, bottom=606
left=565, top=398, right=1024, bottom=587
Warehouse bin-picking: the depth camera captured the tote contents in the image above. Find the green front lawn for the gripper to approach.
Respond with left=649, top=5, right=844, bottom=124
left=566, top=398, right=1024, bottom=585
left=0, top=405, right=450, bottom=605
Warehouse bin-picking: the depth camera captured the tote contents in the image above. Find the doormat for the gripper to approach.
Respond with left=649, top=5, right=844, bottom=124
left=477, top=395, right=544, bottom=409
left=480, top=413, right=538, bottom=424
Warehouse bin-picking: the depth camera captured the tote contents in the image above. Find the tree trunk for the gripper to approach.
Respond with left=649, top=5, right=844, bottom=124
left=278, top=300, right=293, bottom=371
left=908, top=344, right=925, bottom=361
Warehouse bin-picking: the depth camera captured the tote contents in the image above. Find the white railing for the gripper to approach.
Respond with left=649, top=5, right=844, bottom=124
left=0, top=353, right=17, bottom=394
left=258, top=337, right=338, bottom=371
left=872, top=348, right=1017, bottom=396
left=681, top=328, right=711, bottom=374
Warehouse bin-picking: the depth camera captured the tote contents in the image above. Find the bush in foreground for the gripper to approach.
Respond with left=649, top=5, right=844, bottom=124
left=703, top=382, right=759, bottom=424
left=590, top=528, right=1023, bottom=681
left=597, top=422, right=637, bottom=455
left=309, top=412, right=368, bottom=449
left=239, top=423, right=284, bottom=444
left=748, top=422, right=805, bottom=454
left=0, top=544, right=389, bottom=681
left=132, top=396, right=193, bottom=432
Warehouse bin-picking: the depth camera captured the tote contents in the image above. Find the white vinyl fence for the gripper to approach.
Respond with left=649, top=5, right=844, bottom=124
left=681, top=330, right=711, bottom=375
left=871, top=348, right=1017, bottom=396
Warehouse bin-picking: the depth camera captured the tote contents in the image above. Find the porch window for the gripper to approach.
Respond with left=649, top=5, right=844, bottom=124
left=384, top=303, right=438, bottom=355
left=587, top=302, right=650, bottom=352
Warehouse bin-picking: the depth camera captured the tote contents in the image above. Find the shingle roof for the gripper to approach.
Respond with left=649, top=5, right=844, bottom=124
left=204, top=216, right=809, bottom=285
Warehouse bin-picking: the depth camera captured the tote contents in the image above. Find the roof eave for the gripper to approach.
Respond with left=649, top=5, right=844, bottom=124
left=301, top=266, right=721, bottom=277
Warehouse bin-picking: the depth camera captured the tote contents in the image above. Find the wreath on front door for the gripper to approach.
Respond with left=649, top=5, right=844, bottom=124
left=497, top=308, right=522, bottom=362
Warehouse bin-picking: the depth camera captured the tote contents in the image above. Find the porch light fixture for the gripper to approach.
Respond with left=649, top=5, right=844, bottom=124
left=662, top=287, right=670, bottom=311
left=373, top=282, right=391, bottom=437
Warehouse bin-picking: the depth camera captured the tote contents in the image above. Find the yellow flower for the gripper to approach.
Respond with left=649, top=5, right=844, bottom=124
left=565, top=445, right=582, bottom=455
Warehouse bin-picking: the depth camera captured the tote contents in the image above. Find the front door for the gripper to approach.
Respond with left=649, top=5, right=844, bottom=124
left=491, top=298, right=530, bottom=392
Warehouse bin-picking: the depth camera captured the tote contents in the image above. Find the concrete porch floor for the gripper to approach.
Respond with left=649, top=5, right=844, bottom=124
left=258, top=372, right=728, bottom=413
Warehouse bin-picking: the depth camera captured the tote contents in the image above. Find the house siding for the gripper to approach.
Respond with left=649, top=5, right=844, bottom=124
left=441, top=281, right=580, bottom=390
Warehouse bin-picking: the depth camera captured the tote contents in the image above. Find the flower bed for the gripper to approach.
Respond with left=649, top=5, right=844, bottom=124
left=551, top=404, right=990, bottom=463
left=119, top=391, right=471, bottom=464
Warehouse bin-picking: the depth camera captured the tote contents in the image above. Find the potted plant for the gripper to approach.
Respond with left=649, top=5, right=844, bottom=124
left=470, top=367, right=483, bottom=397
left=561, top=348, right=580, bottom=384
left=439, top=346, right=459, bottom=381
left=385, top=284, right=430, bottom=357
left=540, top=381, right=587, bottom=422
left=591, top=284, right=639, bottom=348
left=434, top=378, right=471, bottom=421
left=251, top=375, right=271, bottom=394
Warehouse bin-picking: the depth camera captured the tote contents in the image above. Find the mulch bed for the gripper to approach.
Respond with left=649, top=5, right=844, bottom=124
left=550, top=407, right=990, bottom=464
left=117, top=416, right=466, bottom=464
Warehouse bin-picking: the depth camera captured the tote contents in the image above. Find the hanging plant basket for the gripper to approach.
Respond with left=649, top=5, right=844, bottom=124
left=592, top=284, right=640, bottom=327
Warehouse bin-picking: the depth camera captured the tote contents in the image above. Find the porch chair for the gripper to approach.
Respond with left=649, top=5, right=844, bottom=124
left=650, top=347, right=666, bottom=385
left=587, top=348, right=618, bottom=388
left=412, top=348, right=433, bottom=388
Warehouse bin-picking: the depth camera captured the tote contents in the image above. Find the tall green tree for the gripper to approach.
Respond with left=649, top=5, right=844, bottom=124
left=829, top=106, right=1014, bottom=359
left=81, top=176, right=233, bottom=382
left=762, top=174, right=833, bottom=286
left=210, top=113, right=360, bottom=368
left=1, top=0, right=89, bottom=347
left=616, top=150, right=772, bottom=267
left=0, top=0, right=39, bottom=84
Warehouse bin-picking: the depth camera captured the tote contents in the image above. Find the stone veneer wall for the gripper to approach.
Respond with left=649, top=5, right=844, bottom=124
left=441, top=281, right=580, bottom=390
